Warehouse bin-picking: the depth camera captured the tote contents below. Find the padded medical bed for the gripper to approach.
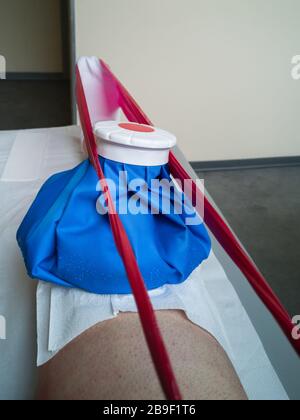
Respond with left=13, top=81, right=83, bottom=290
left=0, top=125, right=299, bottom=400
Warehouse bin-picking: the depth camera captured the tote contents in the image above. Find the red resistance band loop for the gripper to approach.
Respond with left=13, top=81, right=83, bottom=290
left=99, top=60, right=300, bottom=357
left=76, top=67, right=182, bottom=401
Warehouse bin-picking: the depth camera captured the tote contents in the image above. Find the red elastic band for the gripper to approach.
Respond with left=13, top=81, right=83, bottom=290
left=76, top=66, right=182, bottom=400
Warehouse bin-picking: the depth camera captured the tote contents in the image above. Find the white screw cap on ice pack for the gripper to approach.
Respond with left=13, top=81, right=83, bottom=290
left=94, top=121, right=177, bottom=166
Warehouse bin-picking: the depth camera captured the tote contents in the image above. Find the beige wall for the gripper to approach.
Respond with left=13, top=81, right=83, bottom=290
left=0, top=0, right=63, bottom=73
left=75, top=0, right=300, bottom=161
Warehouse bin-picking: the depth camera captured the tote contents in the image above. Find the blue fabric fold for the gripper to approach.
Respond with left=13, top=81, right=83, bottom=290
left=17, top=157, right=211, bottom=294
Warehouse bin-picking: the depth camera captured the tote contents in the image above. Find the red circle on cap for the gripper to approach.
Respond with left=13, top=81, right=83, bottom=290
left=119, top=123, right=155, bottom=133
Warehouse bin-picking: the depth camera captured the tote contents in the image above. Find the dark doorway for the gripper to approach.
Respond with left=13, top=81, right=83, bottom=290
left=0, top=0, right=75, bottom=130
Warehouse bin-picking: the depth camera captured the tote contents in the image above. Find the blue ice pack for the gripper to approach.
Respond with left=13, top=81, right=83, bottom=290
left=17, top=156, right=211, bottom=294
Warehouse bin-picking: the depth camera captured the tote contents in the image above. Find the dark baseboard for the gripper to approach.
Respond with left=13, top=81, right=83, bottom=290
left=5, top=72, right=68, bottom=81
left=191, top=156, right=300, bottom=172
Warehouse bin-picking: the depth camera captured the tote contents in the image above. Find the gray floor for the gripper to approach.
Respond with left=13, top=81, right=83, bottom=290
left=0, top=80, right=71, bottom=130
left=196, top=166, right=300, bottom=317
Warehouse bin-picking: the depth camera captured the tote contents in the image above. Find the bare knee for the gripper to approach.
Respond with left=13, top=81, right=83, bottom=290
left=37, top=311, right=247, bottom=400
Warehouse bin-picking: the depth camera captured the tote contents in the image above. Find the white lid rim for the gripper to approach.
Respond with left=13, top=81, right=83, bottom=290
left=94, top=121, right=177, bottom=150
left=97, top=141, right=171, bottom=167
left=93, top=121, right=176, bottom=166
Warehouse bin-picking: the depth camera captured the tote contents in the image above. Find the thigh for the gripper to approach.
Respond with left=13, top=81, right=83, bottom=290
left=37, top=310, right=247, bottom=400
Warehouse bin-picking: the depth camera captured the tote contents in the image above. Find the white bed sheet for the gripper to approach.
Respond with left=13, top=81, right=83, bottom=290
left=0, top=126, right=82, bottom=400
